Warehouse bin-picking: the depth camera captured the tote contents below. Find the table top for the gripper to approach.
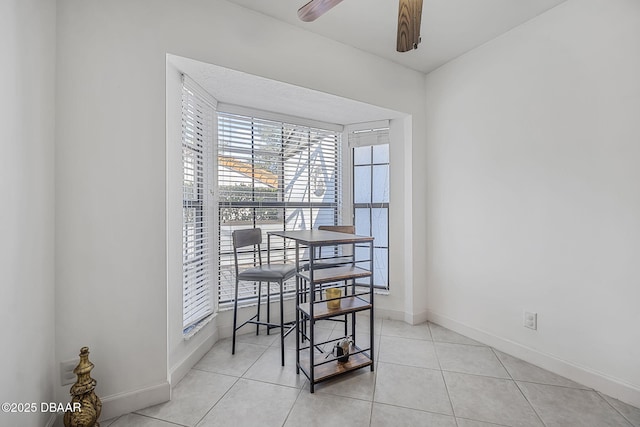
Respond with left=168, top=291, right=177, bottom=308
left=267, top=229, right=374, bottom=245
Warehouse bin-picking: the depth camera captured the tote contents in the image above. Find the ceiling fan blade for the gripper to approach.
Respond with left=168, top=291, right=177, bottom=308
left=396, top=0, right=423, bottom=52
left=298, top=0, right=344, bottom=22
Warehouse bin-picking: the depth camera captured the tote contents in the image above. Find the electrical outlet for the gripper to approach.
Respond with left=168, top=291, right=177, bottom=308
left=60, top=360, right=77, bottom=386
left=524, top=311, right=537, bottom=330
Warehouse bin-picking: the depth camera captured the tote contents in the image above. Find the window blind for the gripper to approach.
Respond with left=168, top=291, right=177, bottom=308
left=182, top=76, right=215, bottom=332
left=217, top=111, right=342, bottom=304
left=348, top=126, right=390, bottom=148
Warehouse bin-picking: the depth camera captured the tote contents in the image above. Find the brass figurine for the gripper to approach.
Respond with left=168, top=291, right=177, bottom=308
left=64, top=347, right=102, bottom=427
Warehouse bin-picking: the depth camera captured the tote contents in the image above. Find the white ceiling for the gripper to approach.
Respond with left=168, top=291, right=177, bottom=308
left=171, top=0, right=568, bottom=125
left=226, top=0, right=567, bottom=74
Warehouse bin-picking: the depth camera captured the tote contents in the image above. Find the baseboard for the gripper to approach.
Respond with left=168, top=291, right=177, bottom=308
left=406, top=309, right=429, bottom=325
left=169, top=329, right=218, bottom=386
left=97, top=381, right=171, bottom=421
left=371, top=308, right=427, bottom=325
left=374, top=307, right=405, bottom=322
left=426, top=310, right=640, bottom=408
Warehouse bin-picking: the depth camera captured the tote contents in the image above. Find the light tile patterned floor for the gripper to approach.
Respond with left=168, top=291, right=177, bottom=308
left=104, top=318, right=640, bottom=427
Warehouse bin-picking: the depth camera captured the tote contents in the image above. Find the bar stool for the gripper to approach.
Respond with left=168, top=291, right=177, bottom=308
left=231, top=228, right=296, bottom=366
left=316, top=225, right=356, bottom=267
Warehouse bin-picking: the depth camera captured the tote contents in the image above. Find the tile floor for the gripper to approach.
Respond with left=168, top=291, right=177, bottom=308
left=103, top=317, right=640, bottom=427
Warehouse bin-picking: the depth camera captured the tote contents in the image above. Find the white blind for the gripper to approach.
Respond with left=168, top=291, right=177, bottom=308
left=182, top=76, right=215, bottom=332
left=217, top=111, right=342, bottom=304
left=348, top=127, right=390, bottom=148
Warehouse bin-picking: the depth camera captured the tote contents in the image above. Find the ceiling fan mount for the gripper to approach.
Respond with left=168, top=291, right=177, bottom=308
left=297, top=0, right=423, bottom=53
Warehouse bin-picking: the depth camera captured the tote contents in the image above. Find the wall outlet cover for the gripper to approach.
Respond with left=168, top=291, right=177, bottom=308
left=524, top=311, right=537, bottom=330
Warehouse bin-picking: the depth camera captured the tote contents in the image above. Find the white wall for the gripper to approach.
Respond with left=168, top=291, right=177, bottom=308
left=56, top=0, right=426, bottom=417
left=0, top=1, right=57, bottom=426
left=424, top=0, right=640, bottom=406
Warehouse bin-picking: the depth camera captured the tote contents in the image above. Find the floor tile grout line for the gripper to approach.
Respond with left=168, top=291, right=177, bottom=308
left=190, top=340, right=270, bottom=426
left=489, top=352, right=613, bottom=394
left=490, top=347, right=516, bottom=382
left=235, top=339, right=272, bottom=377
left=368, top=357, right=379, bottom=426
left=454, top=416, right=513, bottom=427
left=368, top=402, right=458, bottom=421
left=240, top=375, right=307, bottom=391
left=513, top=378, right=593, bottom=391
left=192, top=375, right=241, bottom=427
left=376, top=359, right=443, bottom=373
left=379, top=333, right=433, bottom=341
left=596, top=391, right=636, bottom=427
left=101, top=415, right=121, bottom=426
left=430, top=322, right=458, bottom=426
left=432, top=339, right=489, bottom=348
left=440, top=367, right=526, bottom=382
left=237, top=343, right=309, bottom=390
left=370, top=400, right=459, bottom=422
left=280, top=385, right=305, bottom=427
left=314, top=386, right=377, bottom=405
left=376, top=358, right=515, bottom=382
left=489, top=348, right=596, bottom=391
left=128, top=412, right=191, bottom=427
left=380, top=333, right=491, bottom=347
left=428, top=323, right=445, bottom=372
left=434, top=340, right=488, bottom=347
left=490, top=346, right=548, bottom=427
left=509, top=379, right=549, bottom=427
left=190, top=366, right=243, bottom=380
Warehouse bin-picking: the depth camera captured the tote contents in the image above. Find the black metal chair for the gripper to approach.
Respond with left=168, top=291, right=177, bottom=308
left=231, top=228, right=296, bottom=366
left=316, top=225, right=356, bottom=267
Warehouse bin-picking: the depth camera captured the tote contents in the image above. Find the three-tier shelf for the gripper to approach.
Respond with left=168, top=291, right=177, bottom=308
left=268, top=229, right=375, bottom=393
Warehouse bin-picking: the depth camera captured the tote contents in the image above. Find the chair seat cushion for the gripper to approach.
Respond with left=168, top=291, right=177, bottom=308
left=237, top=263, right=297, bottom=282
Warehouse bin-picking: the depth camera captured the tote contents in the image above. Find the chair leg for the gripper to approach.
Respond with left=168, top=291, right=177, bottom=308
left=256, top=281, right=262, bottom=335
left=267, top=281, right=271, bottom=335
left=280, top=280, right=285, bottom=366
left=232, top=278, right=239, bottom=355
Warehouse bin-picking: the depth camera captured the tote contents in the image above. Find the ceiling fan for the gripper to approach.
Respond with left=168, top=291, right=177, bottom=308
left=297, top=0, right=423, bottom=52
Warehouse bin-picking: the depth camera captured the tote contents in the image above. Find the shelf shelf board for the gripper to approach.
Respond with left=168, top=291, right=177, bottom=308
left=298, top=265, right=372, bottom=284
left=298, top=296, right=372, bottom=320
left=299, top=348, right=372, bottom=384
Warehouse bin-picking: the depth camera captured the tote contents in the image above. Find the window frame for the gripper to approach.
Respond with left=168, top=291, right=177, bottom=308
left=348, top=124, right=391, bottom=290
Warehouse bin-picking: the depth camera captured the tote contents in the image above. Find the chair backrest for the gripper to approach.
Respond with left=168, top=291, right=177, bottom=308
left=232, top=228, right=263, bottom=274
left=232, top=228, right=262, bottom=249
left=317, top=225, right=356, bottom=262
left=318, top=225, right=355, bottom=234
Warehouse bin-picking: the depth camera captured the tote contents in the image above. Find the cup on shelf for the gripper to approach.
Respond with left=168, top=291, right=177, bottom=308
left=325, top=287, right=341, bottom=309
